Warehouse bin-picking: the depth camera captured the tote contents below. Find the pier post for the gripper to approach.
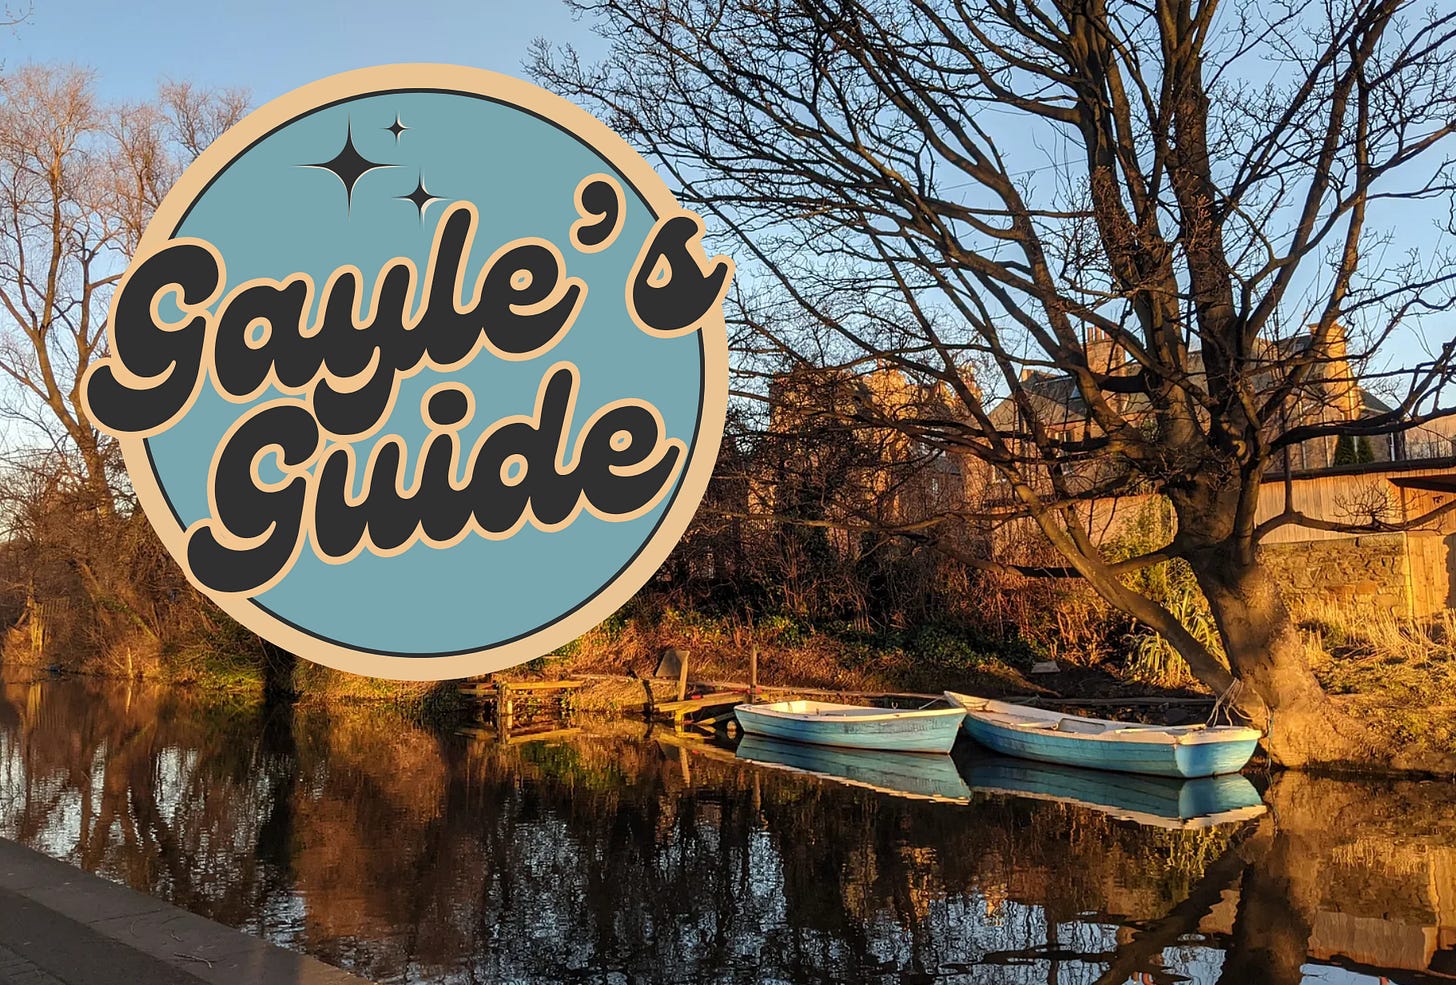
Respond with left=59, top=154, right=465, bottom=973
left=749, top=643, right=758, bottom=704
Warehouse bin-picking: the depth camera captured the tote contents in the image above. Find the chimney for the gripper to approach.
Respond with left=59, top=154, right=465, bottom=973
left=1084, top=324, right=1124, bottom=376
left=1309, top=322, right=1359, bottom=420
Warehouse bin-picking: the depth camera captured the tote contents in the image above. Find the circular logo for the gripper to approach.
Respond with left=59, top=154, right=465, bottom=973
left=82, top=65, right=732, bottom=680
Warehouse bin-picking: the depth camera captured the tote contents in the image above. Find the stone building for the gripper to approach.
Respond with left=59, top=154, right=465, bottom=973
left=986, top=323, right=1394, bottom=478
left=978, top=323, right=1456, bottom=616
left=755, top=362, right=977, bottom=554
left=756, top=325, right=1456, bottom=617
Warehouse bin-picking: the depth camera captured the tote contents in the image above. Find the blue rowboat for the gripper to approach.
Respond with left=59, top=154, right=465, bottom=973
left=959, top=754, right=1267, bottom=829
left=736, top=735, right=972, bottom=803
left=944, top=692, right=1261, bottom=778
left=733, top=700, right=965, bottom=754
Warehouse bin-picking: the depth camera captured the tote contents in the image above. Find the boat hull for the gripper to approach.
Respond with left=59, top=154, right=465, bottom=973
left=734, top=703, right=964, bottom=753
left=959, top=714, right=1258, bottom=778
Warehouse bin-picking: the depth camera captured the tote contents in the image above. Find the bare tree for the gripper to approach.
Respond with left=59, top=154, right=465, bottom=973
left=534, top=0, right=1456, bottom=770
left=0, top=64, right=248, bottom=510
left=0, top=64, right=247, bottom=646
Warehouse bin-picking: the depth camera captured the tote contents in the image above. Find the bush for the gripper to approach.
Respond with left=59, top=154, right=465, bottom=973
left=907, top=621, right=1039, bottom=671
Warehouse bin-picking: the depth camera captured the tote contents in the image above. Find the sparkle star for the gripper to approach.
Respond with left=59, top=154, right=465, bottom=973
left=397, top=173, right=443, bottom=221
left=385, top=114, right=408, bottom=141
left=302, top=121, right=393, bottom=211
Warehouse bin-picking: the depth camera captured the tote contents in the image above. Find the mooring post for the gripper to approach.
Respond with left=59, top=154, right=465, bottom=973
left=750, top=643, right=758, bottom=704
left=747, top=608, right=758, bottom=704
left=639, top=674, right=655, bottom=718
left=497, top=682, right=513, bottom=739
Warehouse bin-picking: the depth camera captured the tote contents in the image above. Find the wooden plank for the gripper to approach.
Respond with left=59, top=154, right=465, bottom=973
left=653, top=693, right=745, bottom=712
left=804, top=689, right=943, bottom=703
left=652, top=691, right=749, bottom=714
left=706, top=682, right=944, bottom=703
left=455, top=725, right=583, bottom=744
left=499, top=679, right=586, bottom=692
left=652, top=731, right=740, bottom=765
left=1022, top=696, right=1215, bottom=707
left=694, top=711, right=737, bottom=728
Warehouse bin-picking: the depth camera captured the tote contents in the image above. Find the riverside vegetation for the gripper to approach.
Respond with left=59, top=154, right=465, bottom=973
left=2, top=473, right=1451, bottom=764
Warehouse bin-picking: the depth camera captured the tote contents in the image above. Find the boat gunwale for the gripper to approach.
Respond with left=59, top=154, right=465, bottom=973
left=945, top=692, right=1262, bottom=747
left=733, top=701, right=967, bottom=726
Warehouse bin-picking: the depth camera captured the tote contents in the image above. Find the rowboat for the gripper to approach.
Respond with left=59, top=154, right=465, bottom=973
left=959, top=754, right=1267, bottom=829
left=736, top=735, right=972, bottom=803
left=943, top=692, right=1261, bottom=778
left=733, top=699, right=965, bottom=753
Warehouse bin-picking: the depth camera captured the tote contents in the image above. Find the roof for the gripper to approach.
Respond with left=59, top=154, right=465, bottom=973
left=1271, top=455, right=1456, bottom=487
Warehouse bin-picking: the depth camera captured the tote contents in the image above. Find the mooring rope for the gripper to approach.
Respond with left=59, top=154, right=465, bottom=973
left=1207, top=678, right=1246, bottom=727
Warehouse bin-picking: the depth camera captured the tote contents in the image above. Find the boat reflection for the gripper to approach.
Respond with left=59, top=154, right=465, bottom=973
left=956, top=751, right=1267, bottom=829
left=734, top=734, right=973, bottom=803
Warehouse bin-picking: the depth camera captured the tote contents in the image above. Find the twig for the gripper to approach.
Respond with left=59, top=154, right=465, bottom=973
left=172, top=952, right=215, bottom=969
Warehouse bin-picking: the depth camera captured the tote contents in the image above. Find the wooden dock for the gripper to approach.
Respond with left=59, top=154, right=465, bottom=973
left=649, top=690, right=749, bottom=731
left=458, top=679, right=587, bottom=698
left=457, top=679, right=585, bottom=738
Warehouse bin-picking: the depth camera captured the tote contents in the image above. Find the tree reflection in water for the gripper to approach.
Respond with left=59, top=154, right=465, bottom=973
left=0, top=677, right=1452, bottom=985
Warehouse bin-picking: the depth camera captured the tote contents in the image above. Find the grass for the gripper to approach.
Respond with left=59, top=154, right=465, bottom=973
left=1122, top=591, right=1220, bottom=690
left=513, top=601, right=1045, bottom=697
left=290, top=663, right=470, bottom=718
left=1298, top=601, right=1456, bottom=754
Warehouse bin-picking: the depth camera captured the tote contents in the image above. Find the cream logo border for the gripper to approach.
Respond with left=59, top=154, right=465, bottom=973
left=80, top=65, right=732, bottom=681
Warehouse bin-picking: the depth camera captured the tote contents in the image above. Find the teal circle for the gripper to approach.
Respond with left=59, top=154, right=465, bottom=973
left=142, top=89, right=704, bottom=656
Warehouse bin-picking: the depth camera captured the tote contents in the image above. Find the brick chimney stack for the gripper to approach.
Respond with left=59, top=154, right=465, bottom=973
left=1084, top=324, right=1125, bottom=376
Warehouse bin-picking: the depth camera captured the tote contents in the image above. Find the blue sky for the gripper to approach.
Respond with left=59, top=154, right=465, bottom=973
left=5, top=0, right=601, bottom=103
left=3, top=0, right=1450, bottom=385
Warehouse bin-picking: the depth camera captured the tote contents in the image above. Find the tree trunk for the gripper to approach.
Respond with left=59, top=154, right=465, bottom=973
left=1189, top=543, right=1439, bottom=773
left=75, top=434, right=115, bottom=520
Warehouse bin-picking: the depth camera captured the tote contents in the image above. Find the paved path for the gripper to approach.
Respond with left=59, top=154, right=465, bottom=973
left=0, top=838, right=374, bottom=985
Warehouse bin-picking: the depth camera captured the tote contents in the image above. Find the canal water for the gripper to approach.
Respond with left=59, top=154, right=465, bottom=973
left=0, top=676, right=1452, bottom=985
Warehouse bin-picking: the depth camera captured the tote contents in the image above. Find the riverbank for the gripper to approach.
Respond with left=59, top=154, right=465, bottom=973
left=5, top=597, right=1453, bottom=765
left=0, top=837, right=374, bottom=985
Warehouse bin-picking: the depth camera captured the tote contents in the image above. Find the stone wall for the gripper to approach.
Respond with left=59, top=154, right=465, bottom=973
left=1259, top=533, right=1414, bottom=617
left=1259, top=531, right=1456, bottom=618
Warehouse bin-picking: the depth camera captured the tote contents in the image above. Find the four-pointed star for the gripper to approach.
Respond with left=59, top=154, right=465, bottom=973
left=304, top=116, right=444, bottom=219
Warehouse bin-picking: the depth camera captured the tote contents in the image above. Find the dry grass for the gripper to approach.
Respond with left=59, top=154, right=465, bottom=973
left=291, top=663, right=469, bottom=717
left=498, top=605, right=1042, bottom=698
left=1295, top=599, right=1456, bottom=754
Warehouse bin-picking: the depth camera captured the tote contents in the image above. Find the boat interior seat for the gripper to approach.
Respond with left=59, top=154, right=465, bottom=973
left=1054, top=718, right=1107, bottom=735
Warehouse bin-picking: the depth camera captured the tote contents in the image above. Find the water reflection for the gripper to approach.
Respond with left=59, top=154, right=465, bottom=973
left=957, top=755, right=1267, bottom=830
left=0, top=676, right=1453, bottom=984
left=735, top=733, right=973, bottom=802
